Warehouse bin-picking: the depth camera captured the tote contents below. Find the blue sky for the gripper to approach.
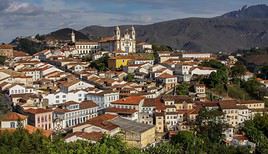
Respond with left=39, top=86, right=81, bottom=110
left=0, top=0, right=268, bottom=42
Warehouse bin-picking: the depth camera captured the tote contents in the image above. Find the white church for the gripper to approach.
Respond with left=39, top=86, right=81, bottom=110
left=99, top=26, right=136, bottom=53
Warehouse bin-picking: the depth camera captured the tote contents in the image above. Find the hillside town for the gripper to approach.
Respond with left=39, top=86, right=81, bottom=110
left=0, top=25, right=268, bottom=153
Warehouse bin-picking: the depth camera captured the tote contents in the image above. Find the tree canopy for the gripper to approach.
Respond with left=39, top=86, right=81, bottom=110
left=0, top=56, right=6, bottom=65
left=176, top=82, right=190, bottom=95
left=243, top=114, right=268, bottom=154
left=90, top=54, right=109, bottom=71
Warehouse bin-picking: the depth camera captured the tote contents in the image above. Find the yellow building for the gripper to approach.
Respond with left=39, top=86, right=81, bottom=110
left=108, top=56, right=132, bottom=70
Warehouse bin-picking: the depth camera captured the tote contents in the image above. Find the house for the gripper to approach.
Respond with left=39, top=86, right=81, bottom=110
left=109, top=116, right=155, bottom=148
left=73, top=113, right=155, bottom=148
left=75, top=41, right=99, bottom=55
left=11, top=93, right=42, bottom=107
left=108, top=56, right=132, bottom=70
left=24, top=108, right=53, bottom=130
left=105, top=107, right=139, bottom=121
left=242, top=71, right=254, bottom=81
left=231, top=134, right=256, bottom=148
left=60, top=79, right=94, bottom=92
left=174, top=62, right=196, bottom=82
left=190, top=66, right=217, bottom=76
left=72, top=114, right=120, bottom=136
left=0, top=112, right=28, bottom=129
left=43, top=90, right=89, bottom=105
left=152, top=68, right=173, bottom=79
left=7, top=84, right=35, bottom=95
left=181, top=52, right=211, bottom=59
left=19, top=68, right=43, bottom=81
left=87, top=90, right=120, bottom=110
left=156, top=73, right=177, bottom=91
left=53, top=100, right=98, bottom=129
left=194, top=84, right=206, bottom=100
left=111, top=96, right=145, bottom=112
left=136, top=42, right=153, bottom=53
left=0, top=112, right=52, bottom=137
left=128, top=58, right=154, bottom=65
left=0, top=44, right=14, bottom=58
left=64, top=131, right=103, bottom=143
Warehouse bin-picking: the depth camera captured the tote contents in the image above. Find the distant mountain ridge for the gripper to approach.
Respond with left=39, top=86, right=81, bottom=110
left=44, top=28, right=88, bottom=41
left=222, top=4, right=268, bottom=19
left=40, top=4, right=268, bottom=53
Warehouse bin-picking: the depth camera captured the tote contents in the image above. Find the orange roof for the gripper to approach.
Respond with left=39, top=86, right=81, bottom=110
left=0, top=44, right=13, bottom=49
left=25, top=108, right=52, bottom=114
left=233, top=134, right=248, bottom=141
left=79, top=100, right=98, bottom=109
left=13, top=51, right=29, bottom=57
left=0, top=125, right=52, bottom=137
left=105, top=107, right=137, bottom=115
left=64, top=131, right=103, bottom=142
left=75, top=41, right=98, bottom=45
left=86, top=114, right=118, bottom=131
left=0, top=112, right=27, bottom=121
left=25, top=125, right=52, bottom=137
left=144, top=98, right=166, bottom=111
left=158, top=73, right=176, bottom=79
left=219, top=101, right=238, bottom=109
left=112, top=96, right=144, bottom=105
left=239, top=100, right=264, bottom=104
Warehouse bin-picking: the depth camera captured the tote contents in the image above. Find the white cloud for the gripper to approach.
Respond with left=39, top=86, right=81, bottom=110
left=3, top=1, right=42, bottom=15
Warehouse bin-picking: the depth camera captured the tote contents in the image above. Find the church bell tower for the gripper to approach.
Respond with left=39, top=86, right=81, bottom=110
left=71, top=30, right=75, bottom=43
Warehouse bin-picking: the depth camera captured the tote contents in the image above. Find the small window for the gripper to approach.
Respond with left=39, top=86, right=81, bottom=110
left=10, top=122, right=16, bottom=128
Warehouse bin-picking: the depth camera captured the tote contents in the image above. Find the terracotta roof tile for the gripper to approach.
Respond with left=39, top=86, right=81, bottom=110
left=0, top=112, right=27, bottom=121
left=79, top=100, right=98, bottom=109
left=112, top=96, right=144, bottom=105
left=64, top=131, right=103, bottom=141
left=158, top=73, right=176, bottom=79
left=105, top=107, right=137, bottom=115
left=86, top=114, right=119, bottom=131
left=25, top=108, right=52, bottom=114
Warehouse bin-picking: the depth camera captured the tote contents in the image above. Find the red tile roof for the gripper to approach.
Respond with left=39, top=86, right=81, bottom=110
left=112, top=96, right=144, bottom=105
left=25, top=108, right=52, bottom=114
left=105, top=107, right=137, bottom=115
left=144, top=98, right=166, bottom=111
left=79, top=100, right=98, bottom=109
left=0, top=44, right=13, bottom=49
left=219, top=101, right=238, bottom=109
left=64, top=131, right=103, bottom=142
left=0, top=112, right=27, bottom=121
left=158, top=73, right=176, bottom=79
left=86, top=114, right=119, bottom=131
left=0, top=125, right=52, bottom=137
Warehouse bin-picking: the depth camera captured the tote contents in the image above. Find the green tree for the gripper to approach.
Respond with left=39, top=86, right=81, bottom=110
left=125, top=73, right=135, bottom=82
left=241, top=78, right=265, bottom=100
left=0, top=56, right=6, bottom=65
left=152, top=44, right=173, bottom=51
left=90, top=54, right=109, bottom=71
left=196, top=108, right=226, bottom=143
left=200, top=59, right=227, bottom=70
left=201, top=60, right=228, bottom=91
left=176, top=82, right=190, bottom=95
left=243, top=114, right=268, bottom=153
left=231, top=62, right=247, bottom=78
left=171, top=131, right=204, bottom=153
left=145, top=142, right=182, bottom=154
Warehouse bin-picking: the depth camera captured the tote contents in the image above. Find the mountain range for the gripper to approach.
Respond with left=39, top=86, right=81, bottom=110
left=40, top=4, right=268, bottom=53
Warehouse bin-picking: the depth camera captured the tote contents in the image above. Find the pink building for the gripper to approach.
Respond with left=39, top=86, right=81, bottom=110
left=25, top=108, right=53, bottom=130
